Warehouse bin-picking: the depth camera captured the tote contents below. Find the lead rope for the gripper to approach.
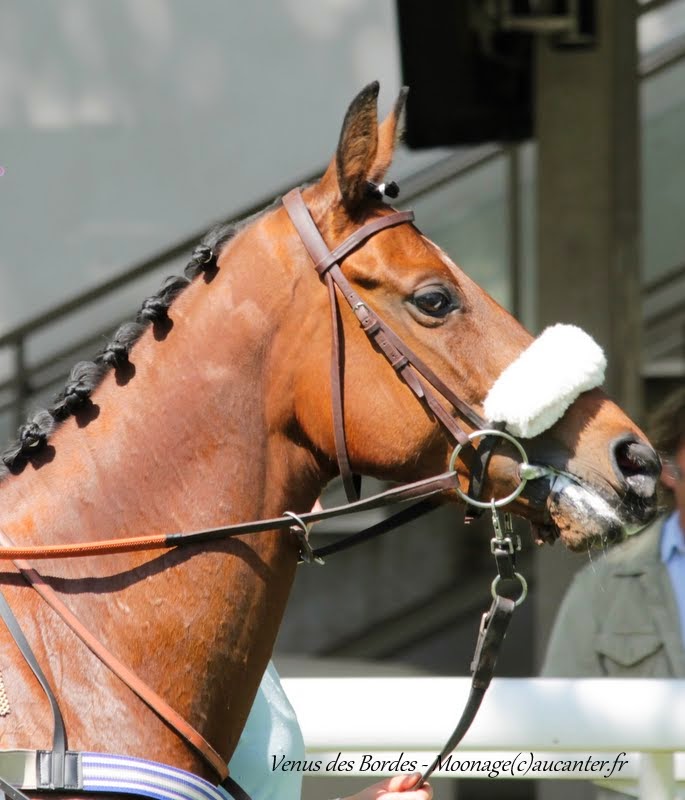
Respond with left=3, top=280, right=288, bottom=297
left=413, top=504, right=527, bottom=788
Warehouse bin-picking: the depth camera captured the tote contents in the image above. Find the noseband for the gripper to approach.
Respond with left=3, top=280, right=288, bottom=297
left=282, top=188, right=489, bottom=502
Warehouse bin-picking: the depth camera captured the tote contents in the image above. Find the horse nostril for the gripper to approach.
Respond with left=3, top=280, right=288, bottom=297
left=611, top=436, right=661, bottom=499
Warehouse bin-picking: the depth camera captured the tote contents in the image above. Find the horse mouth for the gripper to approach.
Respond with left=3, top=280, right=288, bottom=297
left=523, top=470, right=657, bottom=552
left=530, top=522, right=559, bottom=546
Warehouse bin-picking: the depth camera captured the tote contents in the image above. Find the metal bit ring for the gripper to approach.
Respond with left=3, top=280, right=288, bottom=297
left=449, top=428, right=531, bottom=509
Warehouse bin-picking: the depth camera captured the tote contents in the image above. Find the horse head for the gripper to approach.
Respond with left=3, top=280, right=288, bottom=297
left=274, top=81, right=659, bottom=550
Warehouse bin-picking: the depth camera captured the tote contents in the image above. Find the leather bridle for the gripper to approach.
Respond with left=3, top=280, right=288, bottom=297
left=282, top=188, right=525, bottom=789
left=282, top=188, right=488, bottom=502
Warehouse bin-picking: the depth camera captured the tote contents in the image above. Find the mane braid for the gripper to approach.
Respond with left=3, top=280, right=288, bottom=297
left=0, top=202, right=274, bottom=482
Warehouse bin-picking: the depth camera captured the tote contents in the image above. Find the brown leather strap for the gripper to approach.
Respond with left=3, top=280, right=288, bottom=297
left=323, top=262, right=484, bottom=435
left=0, top=533, right=169, bottom=560
left=282, top=190, right=486, bottom=464
left=415, top=594, right=516, bottom=788
left=325, top=269, right=359, bottom=501
left=282, top=190, right=412, bottom=501
left=313, top=211, right=416, bottom=276
left=282, top=187, right=357, bottom=498
left=0, top=471, right=459, bottom=561
left=0, top=530, right=229, bottom=782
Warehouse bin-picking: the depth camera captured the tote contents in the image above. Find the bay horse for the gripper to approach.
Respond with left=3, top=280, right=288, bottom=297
left=0, top=82, right=659, bottom=800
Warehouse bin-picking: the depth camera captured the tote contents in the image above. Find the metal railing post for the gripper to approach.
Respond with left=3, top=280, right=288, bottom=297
left=12, top=338, right=27, bottom=431
left=638, top=752, right=676, bottom=800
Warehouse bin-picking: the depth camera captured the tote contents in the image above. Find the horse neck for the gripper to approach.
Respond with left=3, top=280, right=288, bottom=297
left=0, top=215, right=327, bottom=770
left=0, top=215, right=325, bottom=534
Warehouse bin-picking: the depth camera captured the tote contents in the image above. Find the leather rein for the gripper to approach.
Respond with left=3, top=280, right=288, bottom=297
left=0, top=188, right=532, bottom=799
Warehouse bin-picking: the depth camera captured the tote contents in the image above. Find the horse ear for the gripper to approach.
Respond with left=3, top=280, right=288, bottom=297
left=369, top=86, right=408, bottom=184
left=334, top=81, right=380, bottom=212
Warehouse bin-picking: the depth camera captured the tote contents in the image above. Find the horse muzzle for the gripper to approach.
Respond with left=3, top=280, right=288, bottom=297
left=525, top=444, right=660, bottom=551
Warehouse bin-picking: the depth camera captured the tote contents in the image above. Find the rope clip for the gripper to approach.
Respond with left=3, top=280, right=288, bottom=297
left=285, top=511, right=325, bottom=566
left=490, top=502, right=521, bottom=554
left=489, top=500, right=527, bottom=607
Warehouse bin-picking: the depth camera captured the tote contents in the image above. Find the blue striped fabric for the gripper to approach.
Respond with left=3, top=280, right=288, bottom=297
left=82, top=753, right=230, bottom=800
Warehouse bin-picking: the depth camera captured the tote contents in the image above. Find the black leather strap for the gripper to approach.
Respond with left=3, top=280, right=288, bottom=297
left=0, top=588, right=68, bottom=789
left=464, top=422, right=507, bottom=523
left=309, top=499, right=436, bottom=561
left=221, top=775, right=253, bottom=800
left=168, top=470, right=460, bottom=547
left=415, top=594, right=516, bottom=787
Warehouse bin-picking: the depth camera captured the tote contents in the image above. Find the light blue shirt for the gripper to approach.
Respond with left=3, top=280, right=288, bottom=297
left=227, top=661, right=305, bottom=800
left=660, top=511, right=685, bottom=646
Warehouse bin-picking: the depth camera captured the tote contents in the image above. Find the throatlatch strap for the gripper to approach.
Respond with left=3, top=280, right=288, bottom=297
left=324, top=269, right=361, bottom=502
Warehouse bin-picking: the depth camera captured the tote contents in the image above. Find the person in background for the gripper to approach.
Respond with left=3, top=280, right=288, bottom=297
left=542, top=387, right=685, bottom=678
left=541, top=388, right=685, bottom=799
left=228, top=661, right=432, bottom=800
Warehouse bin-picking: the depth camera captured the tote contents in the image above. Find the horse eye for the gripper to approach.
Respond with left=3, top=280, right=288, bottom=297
left=411, top=287, right=458, bottom=317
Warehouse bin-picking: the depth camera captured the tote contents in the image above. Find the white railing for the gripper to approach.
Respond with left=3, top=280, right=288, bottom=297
left=282, top=677, right=685, bottom=799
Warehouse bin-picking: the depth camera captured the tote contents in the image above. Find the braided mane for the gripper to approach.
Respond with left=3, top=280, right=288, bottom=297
left=0, top=215, right=251, bottom=478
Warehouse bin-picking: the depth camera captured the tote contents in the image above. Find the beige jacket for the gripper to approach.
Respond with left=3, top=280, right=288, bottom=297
left=542, top=516, right=685, bottom=678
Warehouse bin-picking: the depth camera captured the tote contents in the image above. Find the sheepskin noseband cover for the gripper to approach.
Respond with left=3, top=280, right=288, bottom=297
left=483, top=324, right=606, bottom=439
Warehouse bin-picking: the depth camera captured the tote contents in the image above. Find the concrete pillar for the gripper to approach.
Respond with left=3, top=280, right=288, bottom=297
left=533, top=0, right=641, bottom=781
